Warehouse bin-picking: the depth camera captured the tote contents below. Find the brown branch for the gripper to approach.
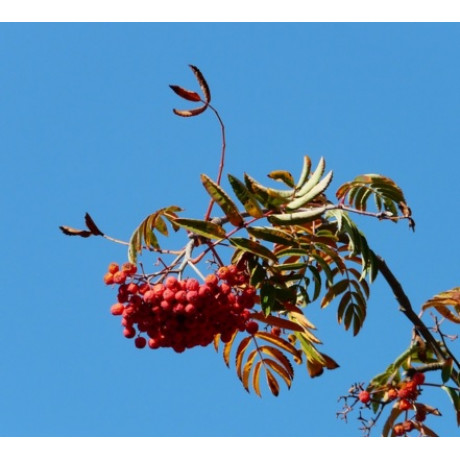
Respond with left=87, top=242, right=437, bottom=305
left=376, top=255, right=446, bottom=362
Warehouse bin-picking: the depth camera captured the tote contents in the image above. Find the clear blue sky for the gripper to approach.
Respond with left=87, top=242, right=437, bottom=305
left=1, top=23, right=459, bottom=437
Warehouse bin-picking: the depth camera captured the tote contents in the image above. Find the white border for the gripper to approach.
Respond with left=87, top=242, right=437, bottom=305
left=2, top=1, right=460, bottom=22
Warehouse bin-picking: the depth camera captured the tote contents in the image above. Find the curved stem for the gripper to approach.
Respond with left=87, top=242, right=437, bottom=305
left=204, top=103, right=226, bottom=221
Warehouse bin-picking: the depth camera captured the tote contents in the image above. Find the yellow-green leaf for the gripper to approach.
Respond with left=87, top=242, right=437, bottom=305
left=174, top=218, right=227, bottom=240
left=227, top=174, right=264, bottom=218
left=247, top=226, right=295, bottom=246
left=201, top=174, right=244, bottom=227
left=267, top=170, right=295, bottom=188
left=268, top=206, right=327, bottom=226
left=229, top=237, right=278, bottom=262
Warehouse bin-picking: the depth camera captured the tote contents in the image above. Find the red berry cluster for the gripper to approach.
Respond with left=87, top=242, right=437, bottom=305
left=104, top=263, right=259, bottom=353
left=388, top=372, right=426, bottom=436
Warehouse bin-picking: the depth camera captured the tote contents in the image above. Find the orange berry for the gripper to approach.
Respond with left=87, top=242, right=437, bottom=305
left=122, top=262, right=137, bottom=275
left=103, top=273, right=114, bottom=285
left=113, top=270, right=128, bottom=284
left=108, top=263, right=119, bottom=274
left=387, top=388, right=398, bottom=400
left=110, top=303, right=124, bottom=315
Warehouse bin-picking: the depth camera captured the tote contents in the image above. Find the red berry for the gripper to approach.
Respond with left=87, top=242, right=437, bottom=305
left=245, top=320, right=259, bottom=335
left=205, top=274, right=219, bottom=287
left=271, top=326, right=282, bottom=337
left=358, top=391, right=371, bottom=404
left=143, top=290, right=156, bottom=303
left=165, top=276, right=178, bottom=290
left=387, top=388, right=398, bottom=400
left=103, top=273, right=114, bottom=285
left=185, top=304, right=196, bottom=315
left=412, top=372, right=425, bottom=386
left=148, top=338, right=160, bottom=349
left=399, top=399, right=412, bottom=411
left=127, top=283, right=139, bottom=294
left=163, top=289, right=175, bottom=302
left=134, top=336, right=147, bottom=348
left=123, top=327, right=136, bottom=339
left=402, top=420, right=414, bottom=433
left=393, top=424, right=405, bottom=437
left=185, top=278, right=200, bottom=291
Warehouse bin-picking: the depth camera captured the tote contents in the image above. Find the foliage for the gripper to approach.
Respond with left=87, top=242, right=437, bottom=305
left=61, top=65, right=459, bottom=437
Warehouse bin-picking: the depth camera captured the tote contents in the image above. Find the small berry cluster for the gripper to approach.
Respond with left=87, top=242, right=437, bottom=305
left=389, top=372, right=426, bottom=436
left=358, top=372, right=427, bottom=436
left=104, top=262, right=259, bottom=353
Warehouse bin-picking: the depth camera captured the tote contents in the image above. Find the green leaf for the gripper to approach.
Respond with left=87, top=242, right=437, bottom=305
left=244, top=173, right=291, bottom=208
left=287, top=170, right=333, bottom=210
left=201, top=174, right=244, bottom=227
left=229, top=237, right=278, bottom=262
left=260, top=283, right=276, bottom=315
left=321, top=279, right=349, bottom=308
left=268, top=206, right=327, bottom=226
left=128, top=227, right=142, bottom=264
left=174, top=218, right=227, bottom=240
left=295, top=157, right=326, bottom=197
left=441, top=358, right=454, bottom=384
left=249, top=262, right=266, bottom=287
left=227, top=174, right=264, bottom=218
left=247, top=226, right=296, bottom=246
left=295, top=155, right=312, bottom=189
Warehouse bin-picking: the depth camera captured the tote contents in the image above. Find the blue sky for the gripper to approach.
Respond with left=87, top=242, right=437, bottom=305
left=1, top=23, right=459, bottom=437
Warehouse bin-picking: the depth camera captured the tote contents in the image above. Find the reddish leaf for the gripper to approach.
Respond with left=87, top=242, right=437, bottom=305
left=84, top=213, right=104, bottom=236
left=252, top=361, right=263, bottom=397
left=264, top=358, right=292, bottom=389
left=258, top=345, right=294, bottom=379
left=173, top=106, right=208, bottom=118
left=189, top=64, right=211, bottom=103
left=265, top=368, right=280, bottom=396
left=59, top=226, right=92, bottom=238
left=236, top=336, right=253, bottom=381
left=169, top=85, right=201, bottom=102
